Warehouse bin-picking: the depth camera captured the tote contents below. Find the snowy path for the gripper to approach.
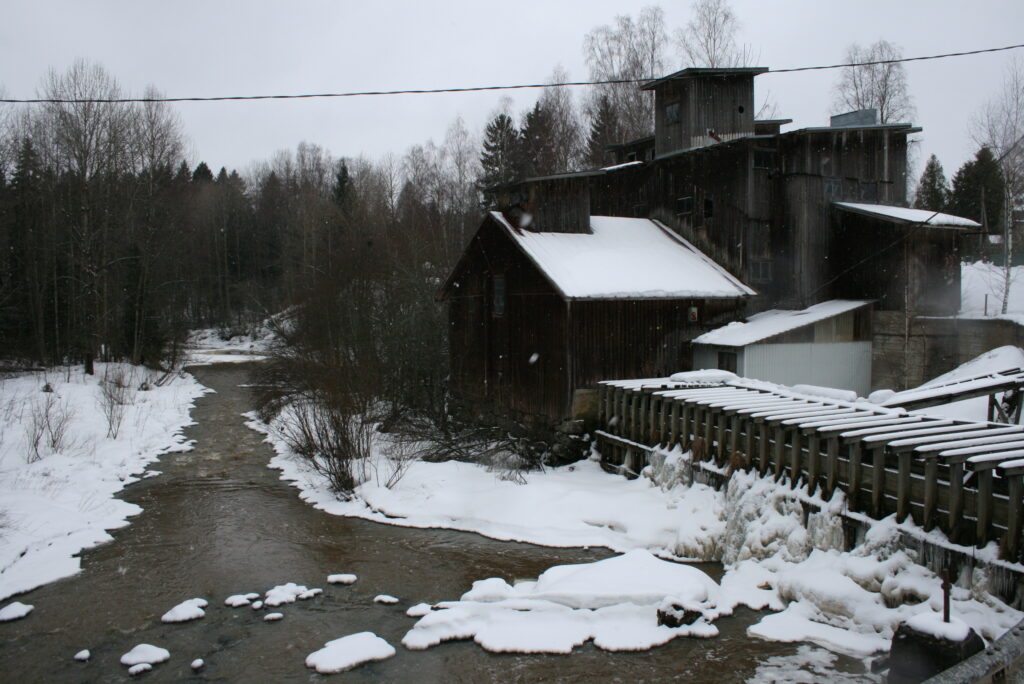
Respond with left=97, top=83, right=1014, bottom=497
left=0, top=364, right=871, bottom=681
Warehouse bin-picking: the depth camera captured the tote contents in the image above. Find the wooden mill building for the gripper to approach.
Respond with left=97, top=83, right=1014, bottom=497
left=444, top=66, right=982, bottom=422
left=440, top=212, right=752, bottom=420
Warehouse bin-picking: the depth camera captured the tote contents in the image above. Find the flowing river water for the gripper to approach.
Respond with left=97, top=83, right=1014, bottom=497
left=0, top=363, right=874, bottom=682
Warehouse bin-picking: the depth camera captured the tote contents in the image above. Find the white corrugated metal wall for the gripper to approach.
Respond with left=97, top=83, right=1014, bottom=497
left=693, top=342, right=872, bottom=396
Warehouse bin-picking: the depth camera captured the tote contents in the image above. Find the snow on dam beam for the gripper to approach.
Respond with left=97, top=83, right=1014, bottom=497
left=594, top=375, right=1024, bottom=574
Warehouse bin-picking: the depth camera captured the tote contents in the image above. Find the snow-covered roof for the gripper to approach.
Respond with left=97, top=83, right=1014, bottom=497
left=833, top=202, right=982, bottom=229
left=692, top=300, right=872, bottom=347
left=489, top=212, right=754, bottom=300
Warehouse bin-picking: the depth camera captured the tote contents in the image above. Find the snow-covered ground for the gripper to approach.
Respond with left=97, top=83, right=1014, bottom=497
left=0, top=363, right=207, bottom=602
left=960, top=261, right=1024, bottom=324
left=185, top=315, right=284, bottom=365
left=254, top=409, right=1022, bottom=661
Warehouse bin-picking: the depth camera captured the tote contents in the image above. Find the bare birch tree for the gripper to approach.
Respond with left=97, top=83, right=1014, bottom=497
left=832, top=40, right=915, bottom=124
left=676, top=0, right=753, bottom=68
left=584, top=6, right=668, bottom=141
left=971, top=58, right=1024, bottom=314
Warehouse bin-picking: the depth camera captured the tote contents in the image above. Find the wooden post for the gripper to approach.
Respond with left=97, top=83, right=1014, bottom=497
left=744, top=417, right=754, bottom=469
left=629, top=391, right=639, bottom=441
left=773, top=426, right=785, bottom=480
left=638, top=392, right=649, bottom=442
left=598, top=385, right=607, bottom=425
left=849, top=443, right=863, bottom=511
left=758, top=423, right=769, bottom=475
left=1005, top=474, right=1022, bottom=561
left=658, top=396, right=668, bottom=445
left=806, top=434, right=820, bottom=495
left=896, top=451, right=911, bottom=523
left=716, top=409, right=727, bottom=462
left=948, top=461, right=964, bottom=535
left=976, top=469, right=994, bottom=547
left=870, top=447, right=886, bottom=518
left=615, top=388, right=626, bottom=435
left=789, top=430, right=802, bottom=486
left=825, top=437, right=839, bottom=498
left=703, top=407, right=714, bottom=460
left=923, top=458, right=938, bottom=531
left=681, top=403, right=692, bottom=448
left=669, top=400, right=681, bottom=446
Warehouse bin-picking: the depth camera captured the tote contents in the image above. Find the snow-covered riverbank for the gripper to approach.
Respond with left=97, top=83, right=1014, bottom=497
left=255, top=415, right=1022, bottom=659
left=0, top=364, right=207, bottom=602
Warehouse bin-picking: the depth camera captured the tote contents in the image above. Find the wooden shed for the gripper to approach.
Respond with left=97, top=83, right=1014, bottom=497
left=440, top=212, right=754, bottom=422
left=829, top=203, right=982, bottom=315
left=692, top=300, right=875, bottom=396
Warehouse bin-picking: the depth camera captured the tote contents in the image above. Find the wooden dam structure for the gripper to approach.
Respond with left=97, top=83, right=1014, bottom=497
left=595, top=372, right=1024, bottom=566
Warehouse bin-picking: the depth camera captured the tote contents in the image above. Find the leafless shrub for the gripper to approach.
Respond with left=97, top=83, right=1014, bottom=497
left=275, top=396, right=372, bottom=498
left=375, top=438, right=419, bottom=489
left=25, top=392, right=75, bottom=462
left=99, top=366, right=135, bottom=438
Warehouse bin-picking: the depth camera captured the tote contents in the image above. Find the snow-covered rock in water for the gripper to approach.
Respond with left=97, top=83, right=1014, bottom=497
left=73, top=649, right=90, bottom=661
left=120, top=643, right=170, bottom=666
left=225, top=594, right=254, bottom=607
left=264, top=612, right=284, bottom=621
left=406, top=603, right=432, bottom=617
left=191, top=658, right=204, bottom=670
left=251, top=600, right=263, bottom=610
left=298, top=588, right=322, bottom=600
left=328, top=573, right=357, bottom=585
left=305, top=632, right=396, bottom=673
left=0, top=601, right=33, bottom=622
left=403, top=549, right=722, bottom=654
left=128, top=663, right=152, bottom=676
left=161, top=597, right=207, bottom=623
left=374, top=594, right=399, bottom=604
left=265, top=582, right=309, bottom=606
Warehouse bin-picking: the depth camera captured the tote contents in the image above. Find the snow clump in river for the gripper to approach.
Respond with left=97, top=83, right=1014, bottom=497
left=161, top=597, right=207, bottom=623
left=305, top=632, right=396, bottom=673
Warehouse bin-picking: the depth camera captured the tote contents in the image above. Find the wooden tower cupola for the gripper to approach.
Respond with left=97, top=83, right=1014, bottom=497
left=640, top=67, right=768, bottom=158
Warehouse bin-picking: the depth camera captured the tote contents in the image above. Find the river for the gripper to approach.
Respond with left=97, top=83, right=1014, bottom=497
left=0, top=363, right=874, bottom=681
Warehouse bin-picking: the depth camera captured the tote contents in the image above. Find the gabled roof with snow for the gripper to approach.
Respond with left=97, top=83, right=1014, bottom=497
left=833, top=202, right=982, bottom=229
left=488, top=212, right=754, bottom=300
left=692, top=299, right=872, bottom=347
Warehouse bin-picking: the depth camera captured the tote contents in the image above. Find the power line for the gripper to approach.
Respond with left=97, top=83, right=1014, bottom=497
left=2, top=43, right=1022, bottom=105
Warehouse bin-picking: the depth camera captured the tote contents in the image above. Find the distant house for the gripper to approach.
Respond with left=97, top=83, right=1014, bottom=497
left=440, top=212, right=752, bottom=421
left=692, top=300, right=874, bottom=396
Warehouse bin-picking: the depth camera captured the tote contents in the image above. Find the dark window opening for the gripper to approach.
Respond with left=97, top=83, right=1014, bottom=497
left=626, top=151, right=637, bottom=162
left=676, top=196, right=694, bottom=215
left=718, top=351, right=737, bottom=373
left=492, top=275, right=506, bottom=317
left=824, top=178, right=843, bottom=200
left=737, top=105, right=745, bottom=114
left=666, top=102, right=681, bottom=124
left=751, top=260, right=773, bottom=283
left=704, top=198, right=714, bottom=219
left=753, top=150, right=776, bottom=169
left=859, top=182, right=878, bottom=202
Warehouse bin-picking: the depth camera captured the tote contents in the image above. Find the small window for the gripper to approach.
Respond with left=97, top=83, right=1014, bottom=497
left=626, top=151, right=637, bottom=162
left=665, top=102, right=681, bottom=124
left=859, top=182, right=878, bottom=202
left=718, top=351, right=737, bottom=373
left=824, top=178, right=843, bottom=200
left=492, top=275, right=506, bottom=317
left=676, top=196, right=694, bottom=215
left=704, top=198, right=714, bottom=219
left=751, top=260, right=773, bottom=283
left=753, top=150, right=776, bottom=170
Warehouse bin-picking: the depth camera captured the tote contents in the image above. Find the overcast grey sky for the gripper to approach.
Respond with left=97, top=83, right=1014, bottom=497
left=2, top=0, right=1022, bottom=181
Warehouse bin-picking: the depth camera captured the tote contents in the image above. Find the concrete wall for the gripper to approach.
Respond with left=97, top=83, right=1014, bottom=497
left=872, top=312, right=1024, bottom=391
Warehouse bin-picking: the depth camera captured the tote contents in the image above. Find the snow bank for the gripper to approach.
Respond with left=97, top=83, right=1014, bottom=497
left=305, top=632, right=396, bottom=673
left=185, top=314, right=284, bottom=365
left=960, top=261, right=1024, bottom=324
left=403, top=550, right=720, bottom=654
left=161, top=597, right=207, bottom=623
left=0, top=364, right=208, bottom=601
left=251, top=409, right=1021, bottom=661
left=255, top=413, right=726, bottom=561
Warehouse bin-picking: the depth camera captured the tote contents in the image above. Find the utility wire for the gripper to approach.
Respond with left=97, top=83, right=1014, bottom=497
left=2, top=43, right=1022, bottom=104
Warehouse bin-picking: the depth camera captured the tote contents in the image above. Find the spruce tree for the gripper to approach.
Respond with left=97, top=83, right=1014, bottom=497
left=586, top=95, right=622, bottom=168
left=191, top=161, right=214, bottom=183
left=913, top=154, right=949, bottom=211
left=520, top=101, right=557, bottom=178
left=478, top=112, right=523, bottom=195
left=949, top=147, right=1005, bottom=233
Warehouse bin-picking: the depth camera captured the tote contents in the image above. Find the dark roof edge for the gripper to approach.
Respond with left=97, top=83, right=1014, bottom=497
left=640, top=66, right=769, bottom=90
